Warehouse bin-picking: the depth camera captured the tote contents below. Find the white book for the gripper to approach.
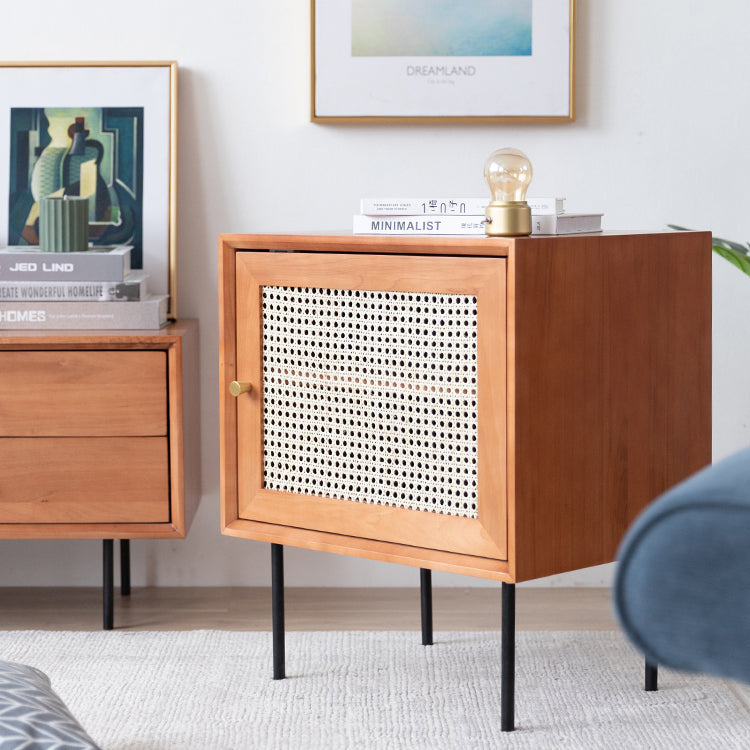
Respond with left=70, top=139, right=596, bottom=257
left=360, top=198, right=488, bottom=216
left=0, top=294, right=169, bottom=329
left=532, top=213, right=603, bottom=235
left=0, top=270, right=149, bottom=302
left=360, top=197, right=565, bottom=216
left=353, top=211, right=603, bottom=237
left=527, top=197, right=566, bottom=215
left=353, top=214, right=487, bottom=236
left=0, top=245, right=132, bottom=281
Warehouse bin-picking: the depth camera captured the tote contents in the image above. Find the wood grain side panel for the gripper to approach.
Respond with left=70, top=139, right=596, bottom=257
left=0, top=351, right=167, bottom=436
left=218, top=233, right=513, bottom=257
left=219, top=239, right=240, bottom=530
left=223, top=518, right=513, bottom=581
left=0, top=321, right=194, bottom=348
left=235, top=250, right=502, bottom=293
left=0, top=523, right=183, bottom=540
left=177, top=320, right=201, bottom=535
left=246, top=488, right=506, bottom=560
left=511, top=232, right=712, bottom=581
left=504, top=246, right=518, bottom=582
left=167, top=338, right=185, bottom=535
left=477, top=259, right=508, bottom=560
left=0, top=437, right=170, bottom=523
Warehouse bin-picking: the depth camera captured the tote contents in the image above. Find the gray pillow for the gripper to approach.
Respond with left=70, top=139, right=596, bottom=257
left=0, top=660, right=100, bottom=749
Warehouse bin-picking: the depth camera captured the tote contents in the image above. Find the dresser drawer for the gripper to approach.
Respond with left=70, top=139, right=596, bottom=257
left=0, top=351, right=167, bottom=437
left=0, top=437, right=170, bottom=523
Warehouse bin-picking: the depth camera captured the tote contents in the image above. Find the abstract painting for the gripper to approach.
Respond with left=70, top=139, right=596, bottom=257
left=9, top=107, right=144, bottom=268
left=0, top=62, right=177, bottom=317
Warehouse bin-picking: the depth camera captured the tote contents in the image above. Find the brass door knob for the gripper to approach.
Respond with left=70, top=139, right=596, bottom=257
left=229, top=381, right=252, bottom=397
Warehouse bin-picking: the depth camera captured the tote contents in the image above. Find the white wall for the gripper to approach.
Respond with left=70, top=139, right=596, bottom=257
left=2, top=0, right=749, bottom=587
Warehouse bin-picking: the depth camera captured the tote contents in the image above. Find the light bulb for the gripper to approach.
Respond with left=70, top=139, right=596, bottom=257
left=483, top=147, right=533, bottom=236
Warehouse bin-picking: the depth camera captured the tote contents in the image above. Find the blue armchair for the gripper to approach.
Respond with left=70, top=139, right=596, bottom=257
left=614, top=445, right=750, bottom=686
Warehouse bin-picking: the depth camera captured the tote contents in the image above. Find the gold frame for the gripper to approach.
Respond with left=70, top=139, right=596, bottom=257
left=0, top=61, right=179, bottom=319
left=311, top=0, right=576, bottom=124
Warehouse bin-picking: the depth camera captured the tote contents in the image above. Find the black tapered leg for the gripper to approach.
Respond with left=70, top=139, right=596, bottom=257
left=420, top=568, right=433, bottom=646
left=103, top=540, right=114, bottom=631
left=120, top=540, right=131, bottom=596
left=501, top=582, right=516, bottom=732
left=271, top=543, right=286, bottom=680
left=645, top=660, right=658, bottom=691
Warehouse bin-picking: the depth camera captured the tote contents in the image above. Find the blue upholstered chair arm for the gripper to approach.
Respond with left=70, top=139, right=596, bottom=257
left=614, top=445, right=750, bottom=684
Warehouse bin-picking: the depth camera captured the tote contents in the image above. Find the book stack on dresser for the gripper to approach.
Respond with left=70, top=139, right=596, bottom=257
left=352, top=196, right=603, bottom=236
left=0, top=245, right=168, bottom=329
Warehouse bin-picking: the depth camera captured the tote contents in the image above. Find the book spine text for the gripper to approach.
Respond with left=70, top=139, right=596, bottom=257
left=0, top=295, right=168, bottom=330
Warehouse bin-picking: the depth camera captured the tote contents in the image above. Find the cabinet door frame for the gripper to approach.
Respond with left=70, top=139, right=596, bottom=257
left=230, top=251, right=508, bottom=562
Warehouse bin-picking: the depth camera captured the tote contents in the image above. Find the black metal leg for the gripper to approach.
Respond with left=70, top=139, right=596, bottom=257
left=120, top=540, right=131, bottom=596
left=103, top=540, right=114, bottom=631
left=271, top=543, right=286, bottom=680
left=501, top=582, right=516, bottom=732
left=420, top=568, right=433, bottom=646
left=645, top=659, right=658, bottom=691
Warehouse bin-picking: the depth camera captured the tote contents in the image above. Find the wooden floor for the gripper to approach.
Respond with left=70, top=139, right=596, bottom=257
left=0, top=587, right=618, bottom=632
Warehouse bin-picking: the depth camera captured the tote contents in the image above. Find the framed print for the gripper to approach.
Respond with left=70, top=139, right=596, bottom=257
left=312, top=0, right=575, bottom=123
left=0, top=61, right=178, bottom=318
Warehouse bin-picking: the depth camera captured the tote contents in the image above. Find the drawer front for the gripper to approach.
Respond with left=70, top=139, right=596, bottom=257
left=232, top=252, right=508, bottom=561
left=0, top=351, right=167, bottom=437
left=0, top=437, right=170, bottom=523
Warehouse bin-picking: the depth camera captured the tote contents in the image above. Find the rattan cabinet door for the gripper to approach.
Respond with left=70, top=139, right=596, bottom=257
left=234, top=252, right=507, bottom=562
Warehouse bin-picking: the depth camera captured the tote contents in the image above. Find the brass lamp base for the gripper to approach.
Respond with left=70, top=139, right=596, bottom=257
left=484, top=201, right=532, bottom=237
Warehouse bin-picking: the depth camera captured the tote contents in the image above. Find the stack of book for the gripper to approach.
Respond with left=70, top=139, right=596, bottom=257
left=0, top=245, right=168, bottom=329
left=353, top=197, right=603, bottom=236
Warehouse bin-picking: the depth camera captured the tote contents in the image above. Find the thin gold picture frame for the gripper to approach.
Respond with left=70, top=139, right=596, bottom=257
left=0, top=61, right=178, bottom=319
left=311, top=0, right=576, bottom=124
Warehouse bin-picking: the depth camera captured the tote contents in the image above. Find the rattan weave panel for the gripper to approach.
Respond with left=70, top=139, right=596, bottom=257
left=262, top=286, right=478, bottom=518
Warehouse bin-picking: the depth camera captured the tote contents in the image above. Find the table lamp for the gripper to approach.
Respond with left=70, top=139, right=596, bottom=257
left=484, top=148, right=533, bottom=237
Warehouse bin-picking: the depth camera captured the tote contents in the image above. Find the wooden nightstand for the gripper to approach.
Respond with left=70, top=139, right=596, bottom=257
left=219, top=232, right=711, bottom=730
left=0, top=320, right=200, bottom=628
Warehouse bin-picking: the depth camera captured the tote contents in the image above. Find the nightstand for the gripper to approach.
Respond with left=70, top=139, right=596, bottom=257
left=0, top=320, right=200, bottom=628
left=219, top=232, right=711, bottom=730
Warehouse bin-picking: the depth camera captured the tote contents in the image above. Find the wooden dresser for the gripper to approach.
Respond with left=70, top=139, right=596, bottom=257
left=218, top=232, right=711, bottom=729
left=0, top=320, right=200, bottom=626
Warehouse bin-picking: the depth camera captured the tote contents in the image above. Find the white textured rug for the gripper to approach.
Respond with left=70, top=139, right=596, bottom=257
left=1, top=630, right=749, bottom=749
